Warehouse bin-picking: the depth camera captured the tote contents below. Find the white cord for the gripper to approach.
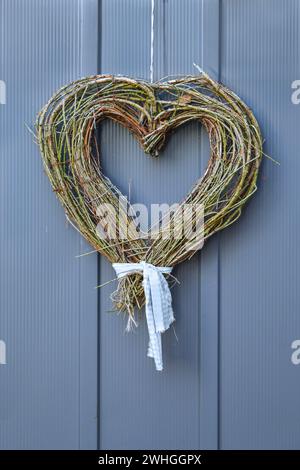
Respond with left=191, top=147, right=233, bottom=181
left=150, top=0, right=155, bottom=83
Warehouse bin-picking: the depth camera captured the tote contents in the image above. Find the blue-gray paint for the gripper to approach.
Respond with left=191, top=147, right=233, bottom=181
left=99, top=0, right=204, bottom=450
left=0, top=0, right=300, bottom=450
left=219, top=0, right=300, bottom=450
left=0, top=0, right=98, bottom=450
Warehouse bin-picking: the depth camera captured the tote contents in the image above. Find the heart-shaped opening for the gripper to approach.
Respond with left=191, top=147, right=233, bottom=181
left=98, top=119, right=210, bottom=233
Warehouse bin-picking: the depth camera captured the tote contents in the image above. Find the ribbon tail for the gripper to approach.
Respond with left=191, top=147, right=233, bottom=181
left=147, top=332, right=162, bottom=370
left=143, top=272, right=163, bottom=371
left=143, top=266, right=175, bottom=371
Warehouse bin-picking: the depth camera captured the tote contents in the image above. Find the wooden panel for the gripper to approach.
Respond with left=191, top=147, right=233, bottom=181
left=98, top=0, right=219, bottom=450
left=0, top=0, right=98, bottom=450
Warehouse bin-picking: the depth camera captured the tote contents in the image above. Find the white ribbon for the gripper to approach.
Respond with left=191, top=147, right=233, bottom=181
left=112, top=261, right=175, bottom=371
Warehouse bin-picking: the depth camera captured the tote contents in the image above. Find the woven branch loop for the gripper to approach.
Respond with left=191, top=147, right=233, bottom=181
left=36, top=74, right=263, bottom=317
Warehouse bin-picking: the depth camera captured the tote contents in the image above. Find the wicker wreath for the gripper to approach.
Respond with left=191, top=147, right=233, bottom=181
left=36, top=73, right=263, bottom=318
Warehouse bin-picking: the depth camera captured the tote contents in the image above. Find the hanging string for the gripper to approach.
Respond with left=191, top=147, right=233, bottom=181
left=150, top=2, right=204, bottom=83
left=150, top=0, right=155, bottom=83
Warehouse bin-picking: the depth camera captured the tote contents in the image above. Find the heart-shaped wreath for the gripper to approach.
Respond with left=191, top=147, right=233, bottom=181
left=36, top=73, right=263, bottom=321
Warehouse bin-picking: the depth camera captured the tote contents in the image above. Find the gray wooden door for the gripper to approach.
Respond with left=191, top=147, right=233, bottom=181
left=1, top=0, right=300, bottom=450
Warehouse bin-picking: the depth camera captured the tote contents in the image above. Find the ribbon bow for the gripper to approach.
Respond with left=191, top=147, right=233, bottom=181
left=112, top=261, right=175, bottom=371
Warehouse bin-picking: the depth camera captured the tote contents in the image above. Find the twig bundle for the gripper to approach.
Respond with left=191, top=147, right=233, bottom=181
left=36, top=73, right=263, bottom=318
